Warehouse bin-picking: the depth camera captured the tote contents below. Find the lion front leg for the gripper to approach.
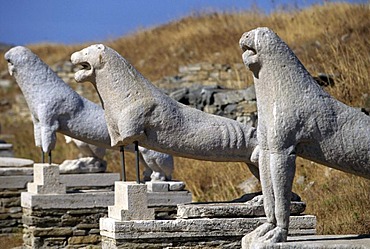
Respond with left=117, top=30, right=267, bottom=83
left=40, top=120, right=59, bottom=153
left=31, top=115, right=42, bottom=148
left=259, top=146, right=296, bottom=243
left=242, top=148, right=276, bottom=248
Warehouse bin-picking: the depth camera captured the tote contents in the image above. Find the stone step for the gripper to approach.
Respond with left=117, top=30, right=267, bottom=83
left=21, top=191, right=115, bottom=209
left=177, top=201, right=306, bottom=218
left=0, top=172, right=120, bottom=189
left=0, top=157, right=34, bottom=167
left=245, top=234, right=370, bottom=249
left=100, top=215, right=316, bottom=248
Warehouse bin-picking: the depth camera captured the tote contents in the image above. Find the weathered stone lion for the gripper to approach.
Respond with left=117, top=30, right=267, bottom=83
left=70, top=44, right=262, bottom=180
left=239, top=27, right=370, bottom=246
left=5, top=46, right=174, bottom=181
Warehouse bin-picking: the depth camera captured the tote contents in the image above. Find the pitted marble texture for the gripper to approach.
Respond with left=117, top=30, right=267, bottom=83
left=71, top=44, right=261, bottom=179
left=240, top=27, right=370, bottom=246
left=5, top=46, right=174, bottom=180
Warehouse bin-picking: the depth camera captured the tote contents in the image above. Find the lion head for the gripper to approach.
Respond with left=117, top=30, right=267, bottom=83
left=4, top=46, right=38, bottom=77
left=71, top=44, right=106, bottom=83
left=240, top=27, right=295, bottom=78
left=240, top=27, right=284, bottom=77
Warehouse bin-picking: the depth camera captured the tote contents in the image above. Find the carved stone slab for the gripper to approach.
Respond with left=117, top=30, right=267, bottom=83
left=0, top=157, right=34, bottom=167
left=100, top=215, right=316, bottom=248
left=108, top=182, right=155, bottom=221
left=177, top=201, right=306, bottom=219
left=27, top=164, right=66, bottom=194
left=242, top=235, right=370, bottom=249
left=146, top=181, right=186, bottom=192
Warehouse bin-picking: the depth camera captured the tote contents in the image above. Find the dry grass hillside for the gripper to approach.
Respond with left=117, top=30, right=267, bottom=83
left=0, top=2, right=369, bottom=237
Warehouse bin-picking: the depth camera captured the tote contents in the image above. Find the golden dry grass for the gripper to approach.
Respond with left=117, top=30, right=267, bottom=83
left=0, top=2, right=369, bottom=236
left=0, top=234, right=23, bottom=249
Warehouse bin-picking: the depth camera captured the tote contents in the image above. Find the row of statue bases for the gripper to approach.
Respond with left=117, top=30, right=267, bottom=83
left=3, top=27, right=370, bottom=248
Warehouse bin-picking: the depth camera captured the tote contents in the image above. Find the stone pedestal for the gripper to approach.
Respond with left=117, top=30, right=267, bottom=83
left=101, top=195, right=316, bottom=249
left=108, top=182, right=155, bottom=221
left=146, top=181, right=192, bottom=219
left=106, top=181, right=192, bottom=221
left=101, top=215, right=316, bottom=249
left=21, top=163, right=120, bottom=249
left=0, top=157, right=35, bottom=234
left=22, top=191, right=113, bottom=249
left=0, top=158, right=120, bottom=235
left=177, top=201, right=306, bottom=219
left=27, top=163, right=66, bottom=194
left=241, top=234, right=370, bottom=249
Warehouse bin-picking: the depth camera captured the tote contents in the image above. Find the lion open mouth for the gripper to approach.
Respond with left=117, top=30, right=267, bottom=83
left=241, top=45, right=257, bottom=68
left=71, top=52, right=94, bottom=82
left=240, top=41, right=257, bottom=61
left=241, top=44, right=257, bottom=56
left=79, top=62, right=91, bottom=70
left=239, top=33, right=261, bottom=75
left=74, top=62, right=92, bottom=82
left=5, top=59, right=15, bottom=76
left=239, top=31, right=258, bottom=63
left=71, top=52, right=93, bottom=83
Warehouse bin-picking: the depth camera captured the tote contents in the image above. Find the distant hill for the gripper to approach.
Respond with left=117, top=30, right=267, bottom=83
left=1, top=2, right=367, bottom=104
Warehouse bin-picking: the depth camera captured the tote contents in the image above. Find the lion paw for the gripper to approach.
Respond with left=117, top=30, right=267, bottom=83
left=242, top=222, right=275, bottom=249
left=258, top=226, right=288, bottom=243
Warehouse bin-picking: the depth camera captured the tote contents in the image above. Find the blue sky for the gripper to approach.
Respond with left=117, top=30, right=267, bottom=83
left=0, top=0, right=366, bottom=45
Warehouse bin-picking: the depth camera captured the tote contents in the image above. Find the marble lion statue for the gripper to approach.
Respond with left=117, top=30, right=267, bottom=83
left=71, top=44, right=334, bottom=198
left=4, top=46, right=173, bottom=181
left=239, top=27, right=370, bottom=246
left=71, top=44, right=263, bottom=183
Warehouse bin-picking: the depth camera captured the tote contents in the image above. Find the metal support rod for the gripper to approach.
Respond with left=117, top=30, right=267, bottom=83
left=120, top=146, right=126, bottom=181
left=48, top=151, right=52, bottom=165
left=41, top=148, right=45, bottom=163
left=134, top=141, right=140, bottom=184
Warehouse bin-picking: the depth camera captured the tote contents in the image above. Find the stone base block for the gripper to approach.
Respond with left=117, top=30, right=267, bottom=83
left=0, top=188, right=23, bottom=234
left=108, top=182, right=155, bottom=221
left=22, top=205, right=108, bottom=249
left=177, top=201, right=306, bottom=218
left=0, top=167, right=33, bottom=177
left=0, top=168, right=118, bottom=236
left=0, top=157, right=33, bottom=167
left=108, top=205, right=155, bottom=221
left=27, top=182, right=66, bottom=195
left=100, top=215, right=316, bottom=248
left=21, top=191, right=114, bottom=209
left=0, top=175, right=33, bottom=188
left=0, top=172, right=120, bottom=190
left=146, top=181, right=186, bottom=192
left=60, top=173, right=120, bottom=188
left=148, top=191, right=192, bottom=207
left=27, top=164, right=66, bottom=194
left=242, top=234, right=370, bottom=249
